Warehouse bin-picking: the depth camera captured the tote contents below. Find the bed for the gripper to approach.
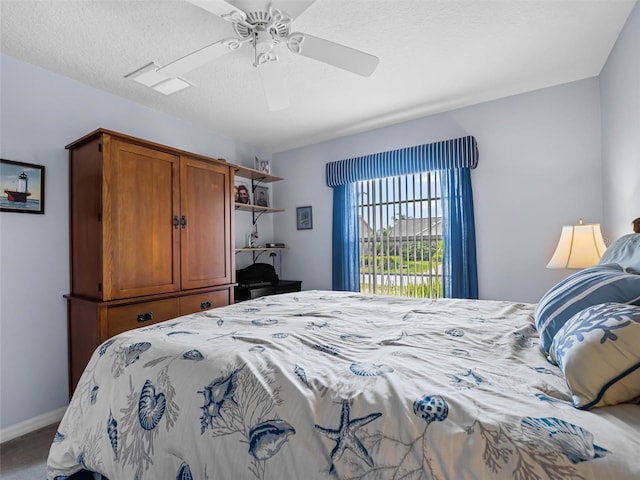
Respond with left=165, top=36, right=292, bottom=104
left=47, top=235, right=640, bottom=480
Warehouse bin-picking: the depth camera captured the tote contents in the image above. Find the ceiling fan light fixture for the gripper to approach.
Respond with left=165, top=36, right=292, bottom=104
left=255, top=29, right=275, bottom=54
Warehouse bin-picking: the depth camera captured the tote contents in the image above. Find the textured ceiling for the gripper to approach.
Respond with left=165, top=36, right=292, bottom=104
left=0, top=0, right=635, bottom=153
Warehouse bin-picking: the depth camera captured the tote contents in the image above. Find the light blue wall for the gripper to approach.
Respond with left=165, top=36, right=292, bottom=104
left=274, top=77, right=604, bottom=303
left=600, top=1, right=640, bottom=239
left=0, top=54, right=265, bottom=432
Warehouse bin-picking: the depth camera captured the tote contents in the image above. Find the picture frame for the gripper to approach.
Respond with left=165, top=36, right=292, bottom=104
left=234, top=181, right=251, bottom=205
left=296, top=206, right=313, bottom=230
left=253, top=185, right=269, bottom=207
left=1, top=159, right=45, bottom=214
left=254, top=156, right=270, bottom=174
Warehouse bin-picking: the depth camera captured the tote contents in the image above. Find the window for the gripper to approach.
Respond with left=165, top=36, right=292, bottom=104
left=358, top=171, right=443, bottom=298
left=327, top=135, right=478, bottom=297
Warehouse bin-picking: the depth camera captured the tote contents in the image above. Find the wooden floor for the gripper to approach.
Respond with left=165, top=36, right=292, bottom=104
left=0, top=423, right=56, bottom=479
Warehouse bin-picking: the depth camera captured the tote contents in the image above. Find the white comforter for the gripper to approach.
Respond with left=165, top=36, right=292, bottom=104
left=47, top=291, right=640, bottom=479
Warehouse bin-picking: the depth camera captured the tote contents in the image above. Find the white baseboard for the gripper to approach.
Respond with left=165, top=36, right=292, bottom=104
left=0, top=407, right=67, bottom=444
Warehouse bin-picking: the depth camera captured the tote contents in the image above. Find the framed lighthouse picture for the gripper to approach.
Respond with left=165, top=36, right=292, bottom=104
left=1, top=159, right=45, bottom=214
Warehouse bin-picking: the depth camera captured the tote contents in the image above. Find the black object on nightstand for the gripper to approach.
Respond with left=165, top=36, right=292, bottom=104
left=235, top=263, right=302, bottom=302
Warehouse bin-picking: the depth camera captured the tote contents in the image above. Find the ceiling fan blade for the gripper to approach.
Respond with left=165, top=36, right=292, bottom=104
left=287, top=32, right=379, bottom=77
left=257, top=60, right=289, bottom=111
left=184, top=0, right=243, bottom=17
left=157, top=39, right=241, bottom=77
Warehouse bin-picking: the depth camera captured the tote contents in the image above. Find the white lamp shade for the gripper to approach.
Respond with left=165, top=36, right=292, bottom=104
left=547, top=223, right=608, bottom=269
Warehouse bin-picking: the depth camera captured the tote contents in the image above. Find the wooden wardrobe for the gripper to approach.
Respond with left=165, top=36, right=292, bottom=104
left=65, top=129, right=235, bottom=394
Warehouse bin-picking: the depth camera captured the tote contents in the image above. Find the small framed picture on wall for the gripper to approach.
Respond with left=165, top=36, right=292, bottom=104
left=254, top=186, right=269, bottom=207
left=296, top=206, right=313, bottom=230
left=235, top=181, right=251, bottom=205
left=1, top=159, right=45, bottom=214
left=255, top=156, right=270, bottom=174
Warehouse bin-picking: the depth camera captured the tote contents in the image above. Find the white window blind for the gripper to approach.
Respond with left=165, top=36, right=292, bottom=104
left=358, top=172, right=443, bottom=298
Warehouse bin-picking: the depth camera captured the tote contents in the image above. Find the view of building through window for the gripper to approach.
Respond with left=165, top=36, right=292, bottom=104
left=359, top=171, right=443, bottom=298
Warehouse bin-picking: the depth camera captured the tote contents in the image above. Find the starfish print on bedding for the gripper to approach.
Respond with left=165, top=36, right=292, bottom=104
left=314, top=399, right=382, bottom=474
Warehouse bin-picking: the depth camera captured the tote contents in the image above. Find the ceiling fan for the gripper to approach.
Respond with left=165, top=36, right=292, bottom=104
left=125, top=0, right=379, bottom=111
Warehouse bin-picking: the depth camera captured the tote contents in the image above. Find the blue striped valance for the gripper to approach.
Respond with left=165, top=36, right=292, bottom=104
left=326, top=135, right=478, bottom=187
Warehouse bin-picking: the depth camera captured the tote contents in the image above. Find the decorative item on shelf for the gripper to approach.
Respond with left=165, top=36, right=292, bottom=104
left=254, top=185, right=269, bottom=207
left=255, top=156, right=270, bottom=174
left=1, top=158, right=45, bottom=214
left=547, top=218, right=607, bottom=269
left=235, top=182, right=251, bottom=205
left=245, top=226, right=259, bottom=248
left=296, top=206, right=313, bottom=230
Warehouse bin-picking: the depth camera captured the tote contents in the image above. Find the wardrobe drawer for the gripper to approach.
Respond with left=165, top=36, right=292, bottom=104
left=179, top=289, right=230, bottom=316
left=107, top=298, right=178, bottom=337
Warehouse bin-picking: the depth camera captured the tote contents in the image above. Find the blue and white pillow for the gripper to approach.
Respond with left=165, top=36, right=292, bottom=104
left=549, top=302, right=640, bottom=409
left=535, top=264, right=640, bottom=354
left=599, top=233, right=640, bottom=273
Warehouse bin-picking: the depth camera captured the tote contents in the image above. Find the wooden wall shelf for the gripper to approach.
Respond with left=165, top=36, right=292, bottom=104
left=233, top=165, right=283, bottom=183
left=235, top=247, right=287, bottom=253
left=234, top=203, right=285, bottom=213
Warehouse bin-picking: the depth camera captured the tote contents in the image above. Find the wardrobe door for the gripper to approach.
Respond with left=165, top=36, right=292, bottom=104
left=103, top=139, right=180, bottom=299
left=179, top=157, right=232, bottom=290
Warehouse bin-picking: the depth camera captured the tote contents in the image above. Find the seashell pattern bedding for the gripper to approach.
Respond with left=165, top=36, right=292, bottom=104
left=46, top=291, right=640, bottom=479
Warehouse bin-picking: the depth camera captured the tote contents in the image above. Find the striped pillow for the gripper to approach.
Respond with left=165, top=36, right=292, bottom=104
left=535, top=264, right=640, bottom=354
left=549, top=302, right=640, bottom=409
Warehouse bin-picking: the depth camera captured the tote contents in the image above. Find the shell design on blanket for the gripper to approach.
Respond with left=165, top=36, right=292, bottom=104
left=138, top=379, right=166, bottom=431
left=446, top=328, right=464, bottom=337
left=350, top=362, right=394, bottom=377
left=124, top=342, right=151, bottom=367
left=520, top=417, right=606, bottom=463
left=248, top=419, right=296, bottom=460
left=199, top=368, right=240, bottom=428
left=107, top=411, right=118, bottom=459
left=182, top=349, right=204, bottom=361
left=294, top=365, right=308, bottom=385
left=176, top=462, right=193, bottom=480
left=306, top=319, right=328, bottom=328
left=513, top=332, right=534, bottom=348
left=252, top=318, right=279, bottom=326
left=413, top=395, right=449, bottom=424
left=313, top=344, right=340, bottom=355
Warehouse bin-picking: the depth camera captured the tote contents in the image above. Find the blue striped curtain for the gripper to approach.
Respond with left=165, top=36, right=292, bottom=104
left=326, top=135, right=478, bottom=298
